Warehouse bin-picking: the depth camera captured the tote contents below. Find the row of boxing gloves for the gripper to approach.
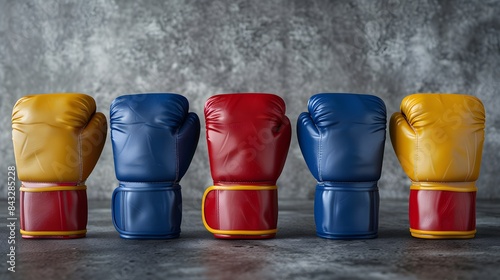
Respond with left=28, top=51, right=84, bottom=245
left=11, top=92, right=485, bottom=240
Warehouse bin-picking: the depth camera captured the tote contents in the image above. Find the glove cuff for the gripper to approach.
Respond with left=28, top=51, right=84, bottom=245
left=20, top=182, right=87, bottom=239
left=112, top=182, right=182, bottom=239
left=315, top=181, right=379, bottom=239
left=409, top=182, right=477, bottom=239
left=202, top=185, right=278, bottom=239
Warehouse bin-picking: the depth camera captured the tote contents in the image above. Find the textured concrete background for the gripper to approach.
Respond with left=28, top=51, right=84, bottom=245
left=0, top=0, right=499, bottom=200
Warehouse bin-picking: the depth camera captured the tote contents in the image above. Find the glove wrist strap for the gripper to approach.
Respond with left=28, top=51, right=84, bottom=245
left=20, top=182, right=87, bottom=239
left=202, top=185, right=278, bottom=237
left=409, top=185, right=476, bottom=239
left=111, top=182, right=182, bottom=239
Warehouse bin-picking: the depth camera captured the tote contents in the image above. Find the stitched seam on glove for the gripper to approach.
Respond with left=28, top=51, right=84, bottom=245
left=212, top=181, right=276, bottom=185
left=118, top=181, right=179, bottom=184
left=410, top=180, right=477, bottom=183
left=21, top=181, right=86, bottom=184
left=403, top=113, right=419, bottom=180
left=319, top=181, right=378, bottom=184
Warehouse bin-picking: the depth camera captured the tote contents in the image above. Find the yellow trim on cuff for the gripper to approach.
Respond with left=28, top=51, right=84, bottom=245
left=204, top=185, right=277, bottom=192
left=410, top=182, right=477, bottom=192
left=201, top=185, right=278, bottom=235
left=20, top=229, right=87, bottom=236
left=410, top=228, right=476, bottom=239
left=20, top=186, right=87, bottom=192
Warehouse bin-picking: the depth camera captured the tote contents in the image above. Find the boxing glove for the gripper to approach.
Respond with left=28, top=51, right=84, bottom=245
left=110, top=93, right=200, bottom=239
left=297, top=93, right=386, bottom=239
left=202, top=93, right=291, bottom=239
left=390, top=93, right=485, bottom=239
left=12, top=93, right=107, bottom=238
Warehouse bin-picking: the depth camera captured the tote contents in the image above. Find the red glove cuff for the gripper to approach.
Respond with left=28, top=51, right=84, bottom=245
left=202, top=185, right=278, bottom=238
left=409, top=182, right=476, bottom=239
left=20, top=182, right=88, bottom=239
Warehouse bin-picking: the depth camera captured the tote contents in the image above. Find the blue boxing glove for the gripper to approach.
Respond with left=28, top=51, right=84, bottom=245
left=110, top=93, right=200, bottom=239
left=297, top=93, right=386, bottom=239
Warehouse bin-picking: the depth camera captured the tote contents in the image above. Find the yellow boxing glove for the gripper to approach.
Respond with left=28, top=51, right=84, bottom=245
left=12, top=93, right=107, bottom=238
left=390, top=93, right=485, bottom=239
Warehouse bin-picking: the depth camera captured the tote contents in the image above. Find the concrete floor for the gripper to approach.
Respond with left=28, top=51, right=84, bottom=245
left=1, top=199, right=499, bottom=280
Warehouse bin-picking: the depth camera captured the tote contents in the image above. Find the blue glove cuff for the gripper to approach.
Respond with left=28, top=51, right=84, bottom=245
left=315, top=181, right=379, bottom=239
left=112, top=182, right=182, bottom=239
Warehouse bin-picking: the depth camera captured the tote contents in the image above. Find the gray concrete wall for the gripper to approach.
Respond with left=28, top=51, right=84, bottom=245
left=1, top=0, right=499, bottom=200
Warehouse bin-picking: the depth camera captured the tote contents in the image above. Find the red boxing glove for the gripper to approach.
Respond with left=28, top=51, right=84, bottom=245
left=202, top=93, right=291, bottom=239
